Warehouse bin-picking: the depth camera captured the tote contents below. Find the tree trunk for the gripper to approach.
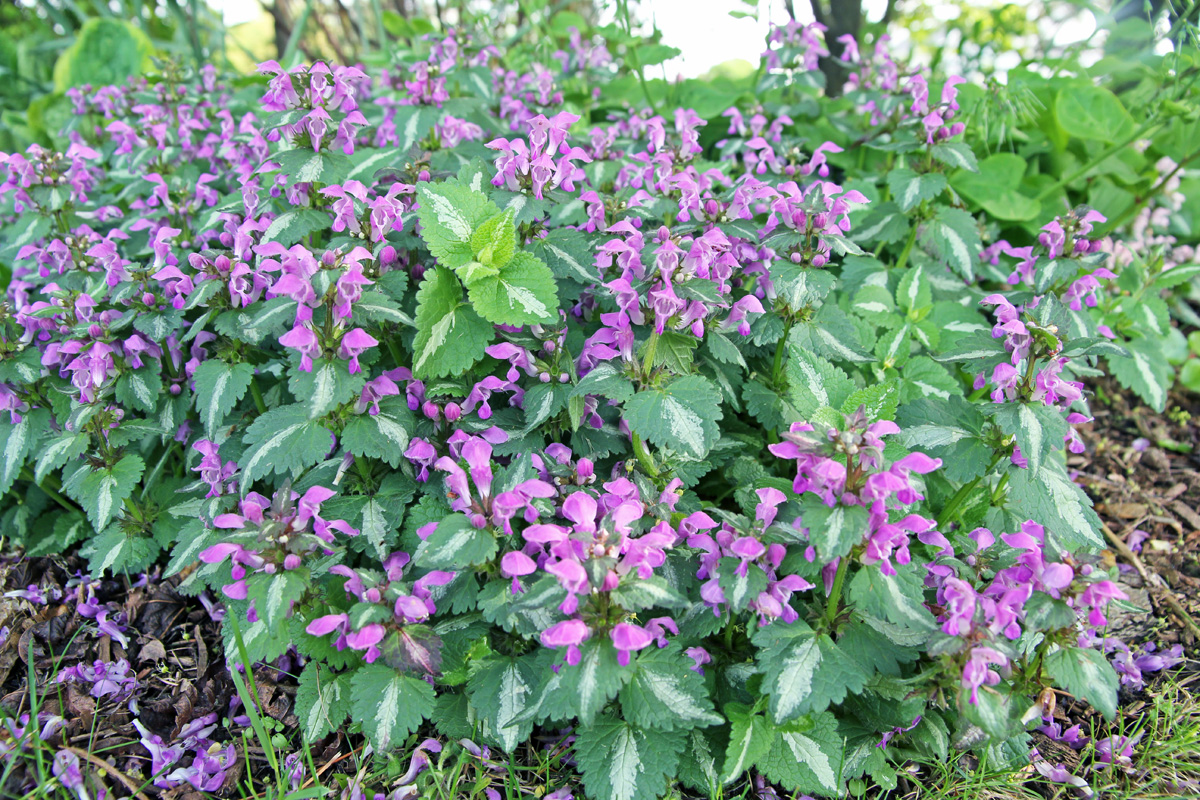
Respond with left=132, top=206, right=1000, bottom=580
left=809, top=0, right=863, bottom=98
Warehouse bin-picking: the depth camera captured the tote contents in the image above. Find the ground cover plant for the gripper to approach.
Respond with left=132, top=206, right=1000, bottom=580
left=0, top=3, right=1198, bottom=799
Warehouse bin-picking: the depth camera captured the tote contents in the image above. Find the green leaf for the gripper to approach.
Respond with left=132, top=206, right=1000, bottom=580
left=261, top=208, right=331, bottom=246
left=930, top=142, right=978, bottom=172
left=785, top=347, right=854, bottom=416
left=193, top=360, right=255, bottom=435
left=618, top=647, right=722, bottom=731
left=840, top=380, right=900, bottom=421
left=341, top=398, right=414, bottom=467
left=415, top=182, right=500, bottom=269
left=800, top=501, right=869, bottom=561
left=53, top=18, right=153, bottom=91
left=85, top=526, right=158, bottom=575
left=896, top=397, right=991, bottom=483
left=756, top=624, right=869, bottom=723
left=760, top=712, right=843, bottom=795
left=414, top=513, right=497, bottom=569
left=35, top=430, right=88, bottom=484
left=470, top=207, right=518, bottom=270
left=467, top=655, right=540, bottom=751
left=847, top=564, right=938, bottom=633
left=467, top=251, right=559, bottom=325
left=350, top=664, right=435, bottom=752
left=1046, top=646, right=1118, bottom=720
left=288, top=359, right=366, bottom=419
left=274, top=148, right=352, bottom=185
left=74, top=454, right=144, bottom=533
left=950, top=153, right=1041, bottom=222
left=722, top=702, right=774, bottom=784
left=991, top=402, right=1067, bottom=476
left=624, top=375, right=723, bottom=459
left=1055, top=87, right=1136, bottom=143
left=1108, top=338, right=1172, bottom=413
left=574, top=716, right=685, bottom=800
left=412, top=267, right=494, bottom=379
left=896, top=263, right=932, bottom=314
left=247, top=570, right=309, bottom=629
left=521, top=639, right=632, bottom=727
left=532, top=228, right=598, bottom=284
left=0, top=409, right=46, bottom=495
left=241, top=405, right=335, bottom=485
left=572, top=363, right=634, bottom=403
left=610, top=575, right=690, bottom=612
left=1007, top=461, right=1105, bottom=551
left=295, top=666, right=353, bottom=741
left=920, top=206, right=981, bottom=282
left=115, top=367, right=162, bottom=413
left=888, top=168, right=947, bottom=213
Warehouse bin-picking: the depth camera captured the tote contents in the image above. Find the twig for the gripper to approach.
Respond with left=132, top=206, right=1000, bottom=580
left=1102, top=521, right=1200, bottom=641
left=63, top=746, right=153, bottom=800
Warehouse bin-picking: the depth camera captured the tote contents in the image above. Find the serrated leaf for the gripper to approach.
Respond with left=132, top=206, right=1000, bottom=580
left=1108, top=338, right=1171, bottom=413
left=0, top=409, right=46, bottom=495
left=1007, top=461, right=1104, bottom=551
left=992, top=402, right=1066, bottom=476
left=262, top=208, right=331, bottom=246
left=572, top=362, right=634, bottom=403
left=521, top=639, right=632, bottom=727
left=610, top=575, right=689, bottom=612
left=415, top=182, right=500, bottom=269
left=295, top=666, right=352, bottom=741
left=1045, top=647, right=1118, bottom=720
left=241, top=405, right=334, bottom=486
left=757, top=624, right=869, bottom=723
left=574, top=716, right=685, bottom=800
left=800, top=501, right=869, bottom=561
left=467, top=251, right=558, bottom=325
left=470, top=207, right=517, bottom=270
left=414, top=513, right=497, bottom=569
left=193, top=360, right=255, bottom=435
left=888, top=168, right=947, bottom=213
left=74, top=454, right=144, bottom=533
left=760, top=712, right=843, bottom=795
left=350, top=664, right=435, bottom=752
left=624, top=375, right=723, bottom=459
left=618, top=648, right=722, bottom=731
left=412, top=267, right=494, bottom=378
left=920, top=206, right=980, bottom=281
left=341, top=397, right=414, bottom=467
left=467, top=655, right=539, bottom=751
left=722, top=703, right=774, bottom=784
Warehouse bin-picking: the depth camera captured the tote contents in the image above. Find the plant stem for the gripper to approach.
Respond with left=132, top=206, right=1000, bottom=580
left=631, top=432, right=659, bottom=478
left=895, top=223, right=918, bottom=271
left=19, top=467, right=75, bottom=513
left=936, top=475, right=982, bottom=529
left=771, top=319, right=794, bottom=387
left=249, top=377, right=267, bottom=415
left=641, top=331, right=659, bottom=381
left=990, top=472, right=1011, bottom=505
left=1034, top=121, right=1163, bottom=201
left=825, top=556, right=851, bottom=627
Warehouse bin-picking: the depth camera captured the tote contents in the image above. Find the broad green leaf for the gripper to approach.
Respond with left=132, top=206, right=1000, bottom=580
left=0, top=409, right=47, bottom=495
left=241, top=405, right=335, bottom=485
left=887, top=168, right=947, bottom=213
left=74, top=454, right=144, bottom=533
left=467, top=251, right=559, bottom=326
left=295, top=666, right=352, bottom=741
left=467, top=655, right=540, bottom=751
left=414, top=513, right=497, bottom=569
left=1055, top=87, right=1136, bottom=143
left=470, top=207, right=517, bottom=270
left=572, top=362, right=634, bottom=403
left=1007, top=461, right=1105, bottom=551
left=950, top=153, right=1041, bottom=221
left=1107, top=338, right=1171, bottom=413
left=193, top=360, right=255, bottom=435
left=920, top=206, right=981, bottom=281
left=341, top=397, right=414, bottom=467
left=415, top=182, right=500, bottom=269
left=722, top=702, right=773, bottom=784
left=991, top=402, right=1067, bottom=476
left=623, top=375, right=723, bottom=459
left=261, top=208, right=331, bottom=246
left=521, top=639, right=633, bottom=727
left=610, top=575, right=689, bottom=611
left=760, top=712, right=843, bottom=795
left=800, top=501, right=869, bottom=561
left=412, top=266, right=494, bottom=378
left=574, top=716, right=685, bottom=800
left=618, top=647, right=722, bottom=731
left=756, top=624, right=869, bottom=723
left=1045, top=647, right=1119, bottom=720
left=350, top=664, right=435, bottom=752
left=847, top=564, right=938, bottom=633
left=115, top=367, right=162, bottom=413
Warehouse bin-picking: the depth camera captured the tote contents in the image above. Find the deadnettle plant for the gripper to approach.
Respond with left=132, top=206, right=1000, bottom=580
left=0, top=14, right=1188, bottom=800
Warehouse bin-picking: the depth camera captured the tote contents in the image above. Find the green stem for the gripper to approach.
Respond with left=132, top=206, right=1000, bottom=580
left=936, top=475, right=982, bottom=530
left=990, top=472, right=1011, bottom=505
left=1034, top=121, right=1163, bottom=201
left=825, top=555, right=851, bottom=627
left=631, top=433, right=660, bottom=478
left=641, top=331, right=659, bottom=381
left=19, top=468, right=75, bottom=513
left=771, top=319, right=794, bottom=387
left=385, top=337, right=404, bottom=369
left=249, top=377, right=267, bottom=415
left=895, top=223, right=918, bottom=271
left=140, top=443, right=176, bottom=501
